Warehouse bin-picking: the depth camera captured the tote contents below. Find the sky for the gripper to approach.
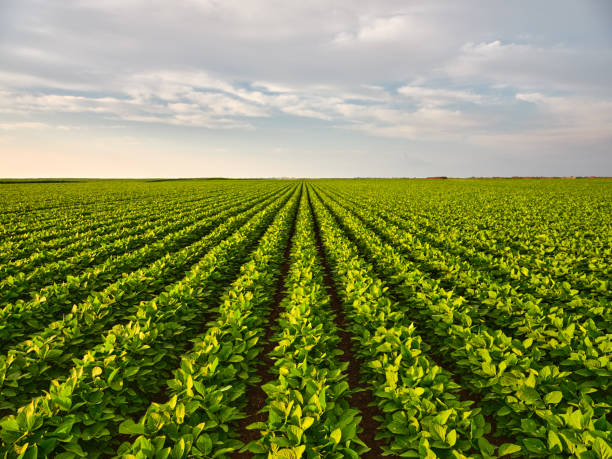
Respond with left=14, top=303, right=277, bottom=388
left=1, top=0, right=611, bottom=178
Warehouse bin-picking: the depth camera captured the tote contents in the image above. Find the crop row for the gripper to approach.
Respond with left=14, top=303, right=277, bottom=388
left=324, top=183, right=610, bottom=296
left=0, top=184, right=287, bottom=305
left=0, top=185, right=301, bottom=457
left=0, top=186, right=295, bottom=415
left=312, top=184, right=611, bottom=458
left=309, top=187, right=498, bottom=458
left=0, top=185, right=283, bottom=348
left=319, top=186, right=611, bottom=344
left=116, top=184, right=303, bottom=458
left=0, top=182, right=280, bottom=266
left=243, top=189, right=366, bottom=457
left=0, top=186, right=231, bottom=275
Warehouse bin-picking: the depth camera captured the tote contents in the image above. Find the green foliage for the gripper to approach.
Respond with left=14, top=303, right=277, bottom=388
left=0, top=178, right=609, bottom=458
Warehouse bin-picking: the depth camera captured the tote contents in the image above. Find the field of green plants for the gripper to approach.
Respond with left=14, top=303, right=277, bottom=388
left=0, top=178, right=610, bottom=458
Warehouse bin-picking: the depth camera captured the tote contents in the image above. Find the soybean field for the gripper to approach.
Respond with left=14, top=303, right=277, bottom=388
left=0, top=178, right=610, bottom=459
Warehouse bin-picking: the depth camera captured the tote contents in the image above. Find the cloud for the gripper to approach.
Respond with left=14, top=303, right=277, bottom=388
left=0, top=70, right=275, bottom=129
left=0, top=0, right=611, bottom=176
left=341, top=106, right=484, bottom=141
left=447, top=40, right=612, bottom=94
left=512, top=92, right=612, bottom=144
left=333, top=15, right=415, bottom=44
left=397, top=85, right=486, bottom=107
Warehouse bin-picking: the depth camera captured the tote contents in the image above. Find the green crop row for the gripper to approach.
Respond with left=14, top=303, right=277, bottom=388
left=313, top=184, right=611, bottom=458
left=0, top=186, right=294, bottom=415
left=244, top=190, right=366, bottom=458
left=0, top=178, right=609, bottom=459
left=325, top=184, right=609, bottom=303
left=0, top=185, right=288, bottom=305
left=0, top=184, right=257, bottom=280
left=0, top=185, right=300, bottom=458
left=0, top=185, right=288, bottom=349
left=309, top=187, right=495, bottom=458
left=115, top=185, right=301, bottom=458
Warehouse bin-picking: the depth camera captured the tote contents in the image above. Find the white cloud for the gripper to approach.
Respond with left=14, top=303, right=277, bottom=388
left=447, top=41, right=612, bottom=94
left=0, top=70, right=275, bottom=129
left=333, top=15, right=408, bottom=44
left=343, top=106, right=484, bottom=140
left=252, top=81, right=295, bottom=93
left=397, top=85, right=486, bottom=107
left=1, top=0, right=611, bottom=176
left=513, top=92, right=612, bottom=143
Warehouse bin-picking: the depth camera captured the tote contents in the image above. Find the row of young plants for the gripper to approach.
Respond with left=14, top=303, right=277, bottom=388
left=0, top=181, right=264, bottom=263
left=0, top=179, right=229, bottom=232
left=0, top=180, right=167, bottom=216
left=0, top=188, right=191, bottom=261
left=0, top=185, right=287, bottom=305
left=0, top=186, right=295, bottom=415
left=320, top=180, right=610, bottom=283
left=0, top=185, right=301, bottom=458
left=323, top=184, right=610, bottom=299
left=374, top=209, right=611, bottom=314
left=1, top=205, right=160, bottom=268
left=0, top=185, right=287, bottom=349
left=320, top=187, right=611, bottom=411
left=0, top=185, right=241, bottom=281
left=0, top=183, right=274, bottom=270
left=0, top=188, right=165, bottom=241
left=114, top=186, right=302, bottom=458
left=308, top=187, right=496, bottom=458
left=243, top=190, right=366, bottom=458
left=317, top=185, right=611, bottom=400
left=320, top=186, right=612, bottom=356
left=369, top=179, right=611, bottom=261
left=313, top=185, right=612, bottom=458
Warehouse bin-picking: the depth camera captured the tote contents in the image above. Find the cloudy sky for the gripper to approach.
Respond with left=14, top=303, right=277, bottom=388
left=1, top=0, right=611, bottom=177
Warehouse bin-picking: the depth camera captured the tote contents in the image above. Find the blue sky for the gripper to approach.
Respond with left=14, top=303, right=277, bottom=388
left=1, top=0, right=611, bottom=177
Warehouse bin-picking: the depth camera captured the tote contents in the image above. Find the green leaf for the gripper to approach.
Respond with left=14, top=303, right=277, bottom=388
left=330, top=428, right=341, bottom=444
left=446, top=429, right=457, bottom=447
left=171, top=438, right=186, bottom=459
left=119, top=419, right=145, bottom=436
left=20, top=445, right=38, bottom=459
left=196, top=434, right=212, bottom=455
left=176, top=403, right=185, bottom=424
left=246, top=422, right=268, bottom=430
left=521, top=418, right=538, bottom=434
left=523, top=438, right=547, bottom=454
left=246, top=442, right=267, bottom=454
left=435, top=409, right=453, bottom=425
left=517, top=386, right=540, bottom=405
left=544, top=391, right=562, bottom=405
left=498, top=443, right=521, bottom=456
left=547, top=430, right=562, bottom=453
left=566, top=410, right=583, bottom=429
left=478, top=437, right=495, bottom=456
left=301, top=417, right=314, bottom=430
left=63, top=441, right=87, bottom=457
left=593, top=437, right=612, bottom=459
